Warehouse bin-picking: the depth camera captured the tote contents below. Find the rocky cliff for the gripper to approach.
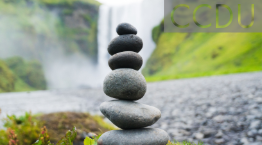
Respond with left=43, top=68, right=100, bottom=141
left=0, top=0, right=100, bottom=62
left=143, top=21, right=262, bottom=81
left=0, top=57, right=46, bottom=93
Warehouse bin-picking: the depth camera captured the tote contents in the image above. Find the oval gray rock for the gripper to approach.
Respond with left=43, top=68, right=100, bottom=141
left=116, top=23, right=137, bottom=35
left=103, top=69, right=146, bottom=100
left=100, top=100, right=161, bottom=129
left=97, top=128, right=169, bottom=145
left=108, top=34, right=143, bottom=55
left=108, top=51, right=143, bottom=70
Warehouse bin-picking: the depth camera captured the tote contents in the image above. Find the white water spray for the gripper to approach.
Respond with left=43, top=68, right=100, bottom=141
left=97, top=0, right=164, bottom=80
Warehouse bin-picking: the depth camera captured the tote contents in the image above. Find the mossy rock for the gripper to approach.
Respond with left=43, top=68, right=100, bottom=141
left=37, top=112, right=116, bottom=143
left=143, top=27, right=262, bottom=81
left=0, top=60, right=15, bottom=92
left=5, top=56, right=47, bottom=90
left=0, top=0, right=100, bottom=64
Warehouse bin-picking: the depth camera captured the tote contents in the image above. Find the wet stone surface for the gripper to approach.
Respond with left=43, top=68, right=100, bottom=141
left=108, top=51, right=143, bottom=71
left=103, top=69, right=147, bottom=100
left=97, top=128, right=169, bottom=145
left=116, top=23, right=137, bottom=35
left=0, top=72, right=262, bottom=145
left=108, top=34, right=143, bottom=55
left=100, top=100, right=161, bottom=129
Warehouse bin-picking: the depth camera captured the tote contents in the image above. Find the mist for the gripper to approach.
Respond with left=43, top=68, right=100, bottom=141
left=0, top=1, right=103, bottom=89
left=0, top=0, right=164, bottom=90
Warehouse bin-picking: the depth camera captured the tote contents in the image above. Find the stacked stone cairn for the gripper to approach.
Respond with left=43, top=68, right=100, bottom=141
left=98, top=23, right=169, bottom=145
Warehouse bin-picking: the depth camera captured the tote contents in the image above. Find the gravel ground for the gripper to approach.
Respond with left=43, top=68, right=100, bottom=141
left=0, top=72, right=262, bottom=145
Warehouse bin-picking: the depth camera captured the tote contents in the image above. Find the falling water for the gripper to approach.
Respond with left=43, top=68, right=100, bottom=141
left=97, top=0, right=164, bottom=80
left=0, top=0, right=164, bottom=89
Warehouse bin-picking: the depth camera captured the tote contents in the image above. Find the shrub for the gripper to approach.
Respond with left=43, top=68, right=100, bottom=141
left=0, top=112, right=203, bottom=145
left=0, top=60, right=16, bottom=92
left=32, top=126, right=77, bottom=145
left=0, top=112, right=115, bottom=145
left=37, top=112, right=116, bottom=143
left=0, top=112, right=42, bottom=145
left=5, top=56, right=47, bottom=90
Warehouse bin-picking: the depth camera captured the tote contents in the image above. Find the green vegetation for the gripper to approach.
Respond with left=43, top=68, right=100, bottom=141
left=0, top=0, right=101, bottom=92
left=0, top=112, right=42, bottom=145
left=0, top=112, right=115, bottom=145
left=37, top=112, right=116, bottom=143
left=143, top=22, right=262, bottom=82
left=32, top=126, right=55, bottom=145
left=83, top=138, right=203, bottom=145
left=5, top=57, right=47, bottom=90
left=152, top=19, right=164, bottom=44
left=0, top=57, right=47, bottom=93
left=0, top=112, right=204, bottom=145
left=0, top=0, right=100, bottom=62
left=0, top=60, right=16, bottom=92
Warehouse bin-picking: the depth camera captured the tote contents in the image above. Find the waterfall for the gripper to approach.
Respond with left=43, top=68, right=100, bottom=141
left=97, top=0, right=164, bottom=79
left=97, top=5, right=112, bottom=84
left=0, top=0, right=164, bottom=90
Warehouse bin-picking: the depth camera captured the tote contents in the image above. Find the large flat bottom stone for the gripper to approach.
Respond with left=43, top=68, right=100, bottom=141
left=97, top=128, right=169, bottom=145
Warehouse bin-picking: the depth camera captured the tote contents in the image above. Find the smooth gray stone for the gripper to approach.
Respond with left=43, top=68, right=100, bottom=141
left=108, top=51, right=143, bottom=71
left=97, top=128, right=169, bottom=145
left=103, top=69, right=146, bottom=100
left=100, top=100, right=161, bottom=129
left=108, top=34, right=143, bottom=55
left=116, top=23, right=137, bottom=35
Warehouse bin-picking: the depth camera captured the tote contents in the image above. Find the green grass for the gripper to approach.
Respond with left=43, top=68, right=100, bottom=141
left=0, top=112, right=203, bottom=145
left=0, top=56, right=47, bottom=93
left=0, top=59, right=16, bottom=93
left=5, top=56, right=47, bottom=90
left=0, top=0, right=100, bottom=62
left=143, top=32, right=262, bottom=82
left=0, top=112, right=115, bottom=145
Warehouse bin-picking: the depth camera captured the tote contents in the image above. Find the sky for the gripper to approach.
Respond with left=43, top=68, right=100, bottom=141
left=96, top=0, right=143, bottom=5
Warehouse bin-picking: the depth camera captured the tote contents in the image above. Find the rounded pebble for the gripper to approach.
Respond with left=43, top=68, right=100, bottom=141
left=103, top=69, right=146, bottom=100
left=97, top=128, right=169, bottom=145
left=108, top=51, right=143, bottom=70
left=108, top=34, right=143, bottom=55
left=100, top=100, right=161, bottom=129
left=116, top=23, right=137, bottom=35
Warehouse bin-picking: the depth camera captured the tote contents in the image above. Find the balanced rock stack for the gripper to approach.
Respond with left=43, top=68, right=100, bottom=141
left=98, top=23, right=169, bottom=145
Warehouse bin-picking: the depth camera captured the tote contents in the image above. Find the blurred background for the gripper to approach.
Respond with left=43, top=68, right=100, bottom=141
left=0, top=0, right=261, bottom=145
left=0, top=0, right=261, bottom=92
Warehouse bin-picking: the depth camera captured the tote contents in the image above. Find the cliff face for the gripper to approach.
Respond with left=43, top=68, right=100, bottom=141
left=0, top=0, right=100, bottom=62
left=142, top=22, right=262, bottom=82
left=0, top=0, right=100, bottom=92
left=0, top=60, right=16, bottom=93
left=0, top=57, right=47, bottom=93
left=44, top=1, right=100, bottom=61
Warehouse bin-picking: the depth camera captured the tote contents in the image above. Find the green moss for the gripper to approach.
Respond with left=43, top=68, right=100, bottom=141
left=0, top=0, right=100, bottom=63
left=0, top=56, right=47, bottom=93
left=62, top=8, right=73, bottom=15
left=0, top=112, right=115, bottom=144
left=143, top=23, right=262, bottom=81
left=93, top=115, right=117, bottom=131
left=152, top=19, right=164, bottom=43
left=0, top=60, right=15, bottom=92
left=5, top=56, right=47, bottom=90
left=0, top=112, right=42, bottom=145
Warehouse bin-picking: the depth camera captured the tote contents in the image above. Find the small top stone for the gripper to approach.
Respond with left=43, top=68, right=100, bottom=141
left=116, top=23, right=137, bottom=35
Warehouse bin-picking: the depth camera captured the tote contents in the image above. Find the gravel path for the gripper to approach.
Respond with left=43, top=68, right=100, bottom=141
left=0, top=72, right=262, bottom=145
